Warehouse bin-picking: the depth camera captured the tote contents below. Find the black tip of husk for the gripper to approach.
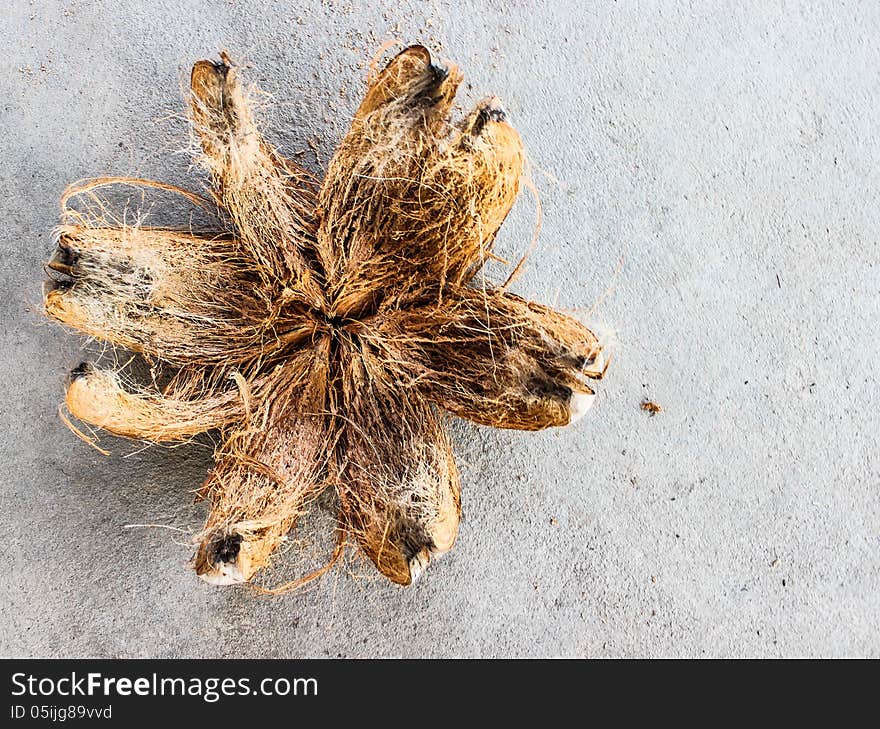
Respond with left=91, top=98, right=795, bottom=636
left=69, top=362, right=93, bottom=381
left=429, top=62, right=449, bottom=84
left=44, top=276, right=72, bottom=293
left=210, top=532, right=242, bottom=565
left=415, top=62, right=452, bottom=108
left=45, top=241, right=79, bottom=289
left=469, top=103, right=507, bottom=137
left=476, top=104, right=506, bottom=131
left=53, top=239, right=79, bottom=267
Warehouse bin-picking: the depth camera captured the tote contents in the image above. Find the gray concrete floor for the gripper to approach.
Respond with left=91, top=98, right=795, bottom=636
left=2, top=0, right=878, bottom=658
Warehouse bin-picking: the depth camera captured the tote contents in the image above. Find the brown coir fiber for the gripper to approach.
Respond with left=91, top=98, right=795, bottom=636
left=44, top=46, right=608, bottom=590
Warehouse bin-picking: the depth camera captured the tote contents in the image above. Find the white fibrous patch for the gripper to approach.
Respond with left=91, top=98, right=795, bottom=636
left=568, top=391, right=596, bottom=424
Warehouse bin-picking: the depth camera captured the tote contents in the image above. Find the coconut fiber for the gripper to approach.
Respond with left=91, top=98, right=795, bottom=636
left=44, top=46, right=607, bottom=589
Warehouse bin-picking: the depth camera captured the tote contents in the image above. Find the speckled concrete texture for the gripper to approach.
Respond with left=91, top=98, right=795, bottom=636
left=2, top=0, right=878, bottom=657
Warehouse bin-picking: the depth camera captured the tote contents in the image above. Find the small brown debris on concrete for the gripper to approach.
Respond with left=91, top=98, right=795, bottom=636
left=641, top=400, right=662, bottom=415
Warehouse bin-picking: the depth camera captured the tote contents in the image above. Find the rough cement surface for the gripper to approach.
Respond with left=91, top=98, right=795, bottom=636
left=1, top=0, right=878, bottom=658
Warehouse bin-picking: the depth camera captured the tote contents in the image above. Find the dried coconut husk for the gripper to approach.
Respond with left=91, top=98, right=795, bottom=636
left=363, top=285, right=606, bottom=431
left=43, top=45, right=608, bottom=590
left=189, top=53, right=325, bottom=307
left=65, top=363, right=245, bottom=442
left=334, top=336, right=460, bottom=585
left=45, top=221, right=291, bottom=369
left=318, top=46, right=524, bottom=317
left=194, top=340, right=333, bottom=585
